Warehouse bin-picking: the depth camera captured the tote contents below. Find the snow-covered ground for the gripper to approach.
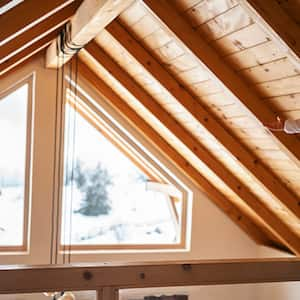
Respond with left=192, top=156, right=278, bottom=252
left=61, top=183, right=178, bottom=245
left=0, top=184, right=178, bottom=247
left=0, top=186, right=24, bottom=246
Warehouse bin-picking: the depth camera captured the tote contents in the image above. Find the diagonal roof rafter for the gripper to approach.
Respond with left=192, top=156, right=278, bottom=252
left=141, top=0, right=300, bottom=171
left=106, top=20, right=300, bottom=219
left=0, top=31, right=58, bottom=76
left=0, top=0, right=81, bottom=66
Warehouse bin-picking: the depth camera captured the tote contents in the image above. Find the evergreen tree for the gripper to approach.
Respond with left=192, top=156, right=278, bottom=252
left=74, top=161, right=112, bottom=216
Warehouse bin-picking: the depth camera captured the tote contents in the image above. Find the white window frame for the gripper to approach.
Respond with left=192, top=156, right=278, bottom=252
left=0, top=75, right=34, bottom=252
left=57, top=80, right=190, bottom=253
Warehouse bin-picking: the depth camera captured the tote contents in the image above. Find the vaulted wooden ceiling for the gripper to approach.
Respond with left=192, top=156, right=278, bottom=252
left=1, top=0, right=299, bottom=255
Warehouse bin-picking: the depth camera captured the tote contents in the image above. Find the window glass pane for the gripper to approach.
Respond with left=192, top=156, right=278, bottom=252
left=0, top=84, right=28, bottom=246
left=61, top=103, right=180, bottom=245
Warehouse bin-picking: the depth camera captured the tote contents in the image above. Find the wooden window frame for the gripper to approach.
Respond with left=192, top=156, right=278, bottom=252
left=0, top=75, right=34, bottom=252
left=58, top=82, right=189, bottom=252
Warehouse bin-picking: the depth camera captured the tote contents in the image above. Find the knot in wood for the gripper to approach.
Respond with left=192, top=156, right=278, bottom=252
left=182, top=264, right=192, bottom=271
left=83, top=271, right=93, bottom=281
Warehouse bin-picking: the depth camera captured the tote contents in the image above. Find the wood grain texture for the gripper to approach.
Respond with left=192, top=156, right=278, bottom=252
left=142, top=0, right=300, bottom=176
left=0, top=258, right=300, bottom=293
left=106, top=21, right=300, bottom=220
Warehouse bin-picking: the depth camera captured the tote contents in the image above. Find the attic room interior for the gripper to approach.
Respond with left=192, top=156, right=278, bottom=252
left=0, top=0, right=300, bottom=299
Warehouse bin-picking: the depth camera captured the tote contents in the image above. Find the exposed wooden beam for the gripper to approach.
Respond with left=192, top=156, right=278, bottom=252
left=106, top=21, right=300, bottom=217
left=0, top=0, right=74, bottom=45
left=1, top=258, right=300, bottom=293
left=107, top=21, right=300, bottom=220
left=141, top=0, right=300, bottom=173
left=0, top=30, right=59, bottom=77
left=0, top=1, right=81, bottom=65
left=84, top=42, right=300, bottom=255
left=239, top=0, right=300, bottom=67
left=45, top=0, right=135, bottom=68
left=78, top=59, right=274, bottom=247
left=78, top=57, right=287, bottom=252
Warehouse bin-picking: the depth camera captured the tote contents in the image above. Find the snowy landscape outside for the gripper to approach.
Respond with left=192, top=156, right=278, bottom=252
left=61, top=104, right=180, bottom=245
left=0, top=84, right=28, bottom=246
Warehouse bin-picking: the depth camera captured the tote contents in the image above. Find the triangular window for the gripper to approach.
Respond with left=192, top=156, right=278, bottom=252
left=61, top=88, right=186, bottom=249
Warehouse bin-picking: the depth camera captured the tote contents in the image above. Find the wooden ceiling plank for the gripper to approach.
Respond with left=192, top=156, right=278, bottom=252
left=77, top=59, right=275, bottom=248
left=0, top=1, right=79, bottom=65
left=0, top=31, right=59, bottom=77
left=106, top=21, right=300, bottom=219
left=239, top=0, right=300, bottom=68
left=141, top=0, right=300, bottom=171
left=45, top=0, right=135, bottom=68
left=84, top=43, right=300, bottom=255
left=0, top=0, right=74, bottom=45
